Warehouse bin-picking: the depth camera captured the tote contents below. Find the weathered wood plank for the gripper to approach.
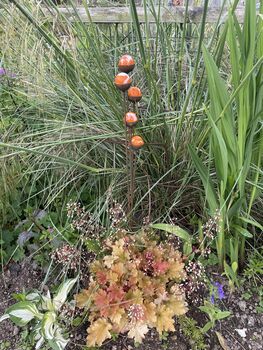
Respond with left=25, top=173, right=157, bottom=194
left=43, top=6, right=247, bottom=23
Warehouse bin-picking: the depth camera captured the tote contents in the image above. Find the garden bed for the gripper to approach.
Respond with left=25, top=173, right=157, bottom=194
left=1, top=259, right=262, bottom=350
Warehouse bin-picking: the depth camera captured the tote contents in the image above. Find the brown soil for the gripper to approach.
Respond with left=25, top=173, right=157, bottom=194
left=0, top=260, right=43, bottom=349
left=0, top=261, right=262, bottom=350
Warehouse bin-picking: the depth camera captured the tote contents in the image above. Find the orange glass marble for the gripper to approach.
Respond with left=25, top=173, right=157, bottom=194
left=114, top=72, right=132, bottom=91
left=130, top=135, right=144, bottom=149
left=124, top=112, right=138, bottom=127
left=128, top=86, right=142, bottom=102
left=118, top=54, right=135, bottom=73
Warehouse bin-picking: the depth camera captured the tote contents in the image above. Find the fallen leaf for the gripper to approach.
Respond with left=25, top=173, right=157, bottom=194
left=215, top=331, right=230, bottom=350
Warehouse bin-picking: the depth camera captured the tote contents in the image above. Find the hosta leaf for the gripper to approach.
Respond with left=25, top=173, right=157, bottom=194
left=238, top=217, right=263, bottom=231
left=42, top=311, right=57, bottom=339
left=35, top=336, right=45, bottom=350
left=47, top=339, right=66, bottom=350
left=53, top=276, right=78, bottom=311
left=86, top=318, right=112, bottom=347
left=26, top=292, right=41, bottom=302
left=127, top=323, right=149, bottom=344
left=0, top=314, right=9, bottom=322
left=41, top=290, right=53, bottom=311
left=183, top=241, right=192, bottom=256
left=5, top=301, right=43, bottom=326
left=48, top=327, right=69, bottom=350
left=150, top=224, right=191, bottom=242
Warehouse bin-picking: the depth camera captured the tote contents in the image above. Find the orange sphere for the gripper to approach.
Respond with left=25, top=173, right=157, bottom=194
left=118, top=54, right=135, bottom=73
left=114, top=73, right=132, bottom=91
left=124, top=112, right=138, bottom=127
left=128, top=86, right=142, bottom=102
left=130, top=135, right=144, bottom=149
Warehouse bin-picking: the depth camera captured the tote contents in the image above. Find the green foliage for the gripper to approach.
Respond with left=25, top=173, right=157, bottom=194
left=0, top=0, right=261, bottom=334
left=178, top=316, right=207, bottom=350
left=0, top=277, right=78, bottom=350
left=0, top=206, right=76, bottom=269
left=189, top=0, right=263, bottom=275
left=244, top=249, right=263, bottom=281
left=199, top=301, right=231, bottom=333
left=241, top=249, right=263, bottom=313
left=0, top=0, right=227, bottom=225
left=150, top=223, right=192, bottom=255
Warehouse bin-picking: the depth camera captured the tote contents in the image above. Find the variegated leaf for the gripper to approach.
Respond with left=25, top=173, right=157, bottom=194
left=42, top=311, right=57, bottom=339
left=5, top=301, right=43, bottom=326
left=53, top=276, right=78, bottom=311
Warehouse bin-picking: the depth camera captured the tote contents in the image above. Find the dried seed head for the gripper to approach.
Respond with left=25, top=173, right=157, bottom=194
left=51, top=244, right=80, bottom=271
left=108, top=201, right=127, bottom=227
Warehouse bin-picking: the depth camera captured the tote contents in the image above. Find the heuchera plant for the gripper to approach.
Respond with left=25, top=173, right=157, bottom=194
left=75, top=233, right=188, bottom=347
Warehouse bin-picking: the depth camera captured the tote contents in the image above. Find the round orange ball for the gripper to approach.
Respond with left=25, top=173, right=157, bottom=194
left=128, top=86, right=142, bottom=102
left=114, top=73, right=132, bottom=91
left=130, top=135, right=144, bottom=149
left=118, top=54, right=135, bottom=73
left=124, top=112, right=138, bottom=127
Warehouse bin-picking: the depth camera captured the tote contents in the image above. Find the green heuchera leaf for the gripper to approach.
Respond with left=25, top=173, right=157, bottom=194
left=53, top=276, right=78, bottom=311
left=151, top=223, right=191, bottom=242
left=3, top=301, right=43, bottom=326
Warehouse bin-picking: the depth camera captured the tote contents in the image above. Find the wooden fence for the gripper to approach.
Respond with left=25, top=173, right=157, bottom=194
left=45, top=4, right=247, bottom=23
